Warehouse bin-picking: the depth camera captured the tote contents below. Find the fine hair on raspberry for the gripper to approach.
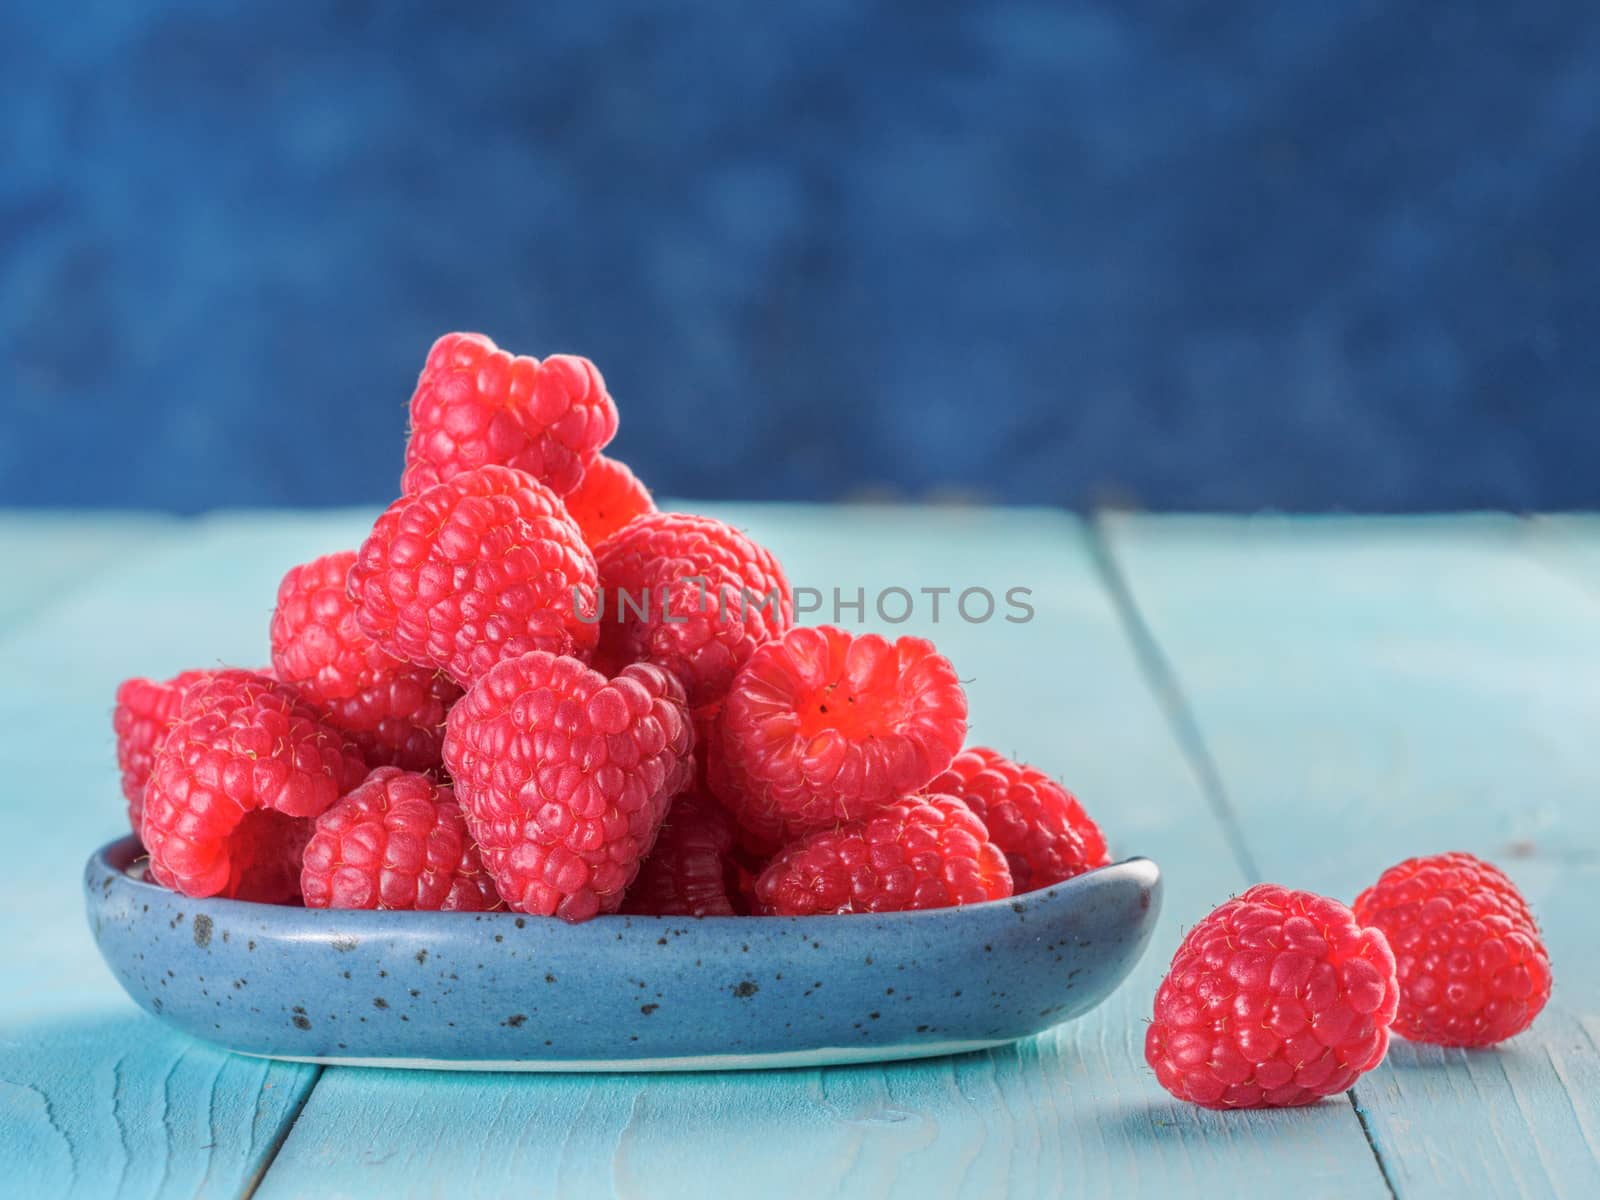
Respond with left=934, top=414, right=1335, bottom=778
left=593, top=511, right=793, bottom=709
left=402, top=332, right=618, bottom=496
left=1145, top=884, right=1399, bottom=1109
left=753, top=792, right=1012, bottom=916
left=711, top=624, right=967, bottom=842
left=301, top=767, right=501, bottom=911
left=140, top=670, right=368, bottom=899
left=929, top=747, right=1109, bottom=893
left=1353, top=851, right=1551, bottom=1047
left=442, top=651, right=694, bottom=922
left=348, top=464, right=601, bottom=687
left=114, top=668, right=222, bottom=833
left=271, top=549, right=461, bottom=772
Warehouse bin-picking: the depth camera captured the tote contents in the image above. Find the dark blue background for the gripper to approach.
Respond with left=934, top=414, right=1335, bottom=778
left=4, top=2, right=1596, bottom=512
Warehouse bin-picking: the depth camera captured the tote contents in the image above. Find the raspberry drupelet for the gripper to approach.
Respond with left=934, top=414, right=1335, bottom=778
left=348, top=464, right=601, bottom=688
left=442, top=651, right=694, bottom=922
left=753, top=793, right=1012, bottom=916
left=622, top=788, right=742, bottom=916
left=1145, top=884, right=1399, bottom=1109
left=711, top=625, right=967, bottom=842
left=301, top=767, right=500, bottom=911
left=562, top=453, right=655, bottom=547
left=141, top=671, right=368, bottom=900
left=593, top=512, right=792, bottom=709
left=114, top=668, right=222, bottom=832
left=1353, top=851, right=1551, bottom=1047
left=270, top=550, right=461, bottom=773
left=402, top=332, right=618, bottom=497
left=929, top=747, right=1109, bottom=893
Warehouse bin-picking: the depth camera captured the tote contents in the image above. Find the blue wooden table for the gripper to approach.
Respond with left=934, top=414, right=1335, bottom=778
left=2, top=506, right=1596, bottom=1199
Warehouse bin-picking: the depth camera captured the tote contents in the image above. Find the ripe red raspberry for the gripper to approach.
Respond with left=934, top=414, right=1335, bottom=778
left=442, top=651, right=694, bottom=922
left=622, top=788, right=741, bottom=916
left=753, top=793, right=1012, bottom=915
left=1353, top=851, right=1551, bottom=1047
left=349, top=464, right=601, bottom=687
left=1145, top=884, right=1399, bottom=1109
left=142, top=671, right=368, bottom=899
left=270, top=550, right=461, bottom=772
left=301, top=766, right=500, bottom=911
left=929, top=747, right=1109, bottom=893
left=311, top=675, right=462, bottom=776
left=148, top=809, right=314, bottom=906
left=711, top=626, right=967, bottom=842
left=114, top=668, right=219, bottom=832
left=593, top=512, right=792, bottom=708
left=562, top=454, right=655, bottom=547
left=402, top=332, right=618, bottom=496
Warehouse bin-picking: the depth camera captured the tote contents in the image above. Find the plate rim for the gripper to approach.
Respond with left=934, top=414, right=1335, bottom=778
left=88, top=834, right=1160, bottom=927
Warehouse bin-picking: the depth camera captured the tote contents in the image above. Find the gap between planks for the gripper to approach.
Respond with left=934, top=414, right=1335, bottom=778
left=1082, top=510, right=1400, bottom=1200
left=240, top=1066, right=324, bottom=1200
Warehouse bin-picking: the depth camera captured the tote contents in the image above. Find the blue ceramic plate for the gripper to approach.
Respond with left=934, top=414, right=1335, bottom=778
left=86, top=836, right=1160, bottom=1072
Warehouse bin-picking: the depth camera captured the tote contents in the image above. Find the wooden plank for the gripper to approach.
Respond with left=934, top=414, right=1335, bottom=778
left=0, top=510, right=181, bottom=631
left=1103, top=513, right=1600, bottom=1199
left=0, top=510, right=377, bottom=1199
left=256, top=504, right=1392, bottom=1200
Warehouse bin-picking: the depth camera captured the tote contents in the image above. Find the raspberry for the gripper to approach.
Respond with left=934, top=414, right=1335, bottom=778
left=1145, top=884, right=1399, bottom=1109
left=311, top=675, right=462, bottom=776
left=402, top=332, right=618, bottom=496
left=1353, top=851, right=1551, bottom=1047
left=270, top=550, right=461, bottom=772
left=349, top=465, right=601, bottom=687
left=622, top=788, right=742, bottom=916
left=593, top=513, right=792, bottom=708
left=114, top=668, right=219, bottom=832
left=149, top=809, right=313, bottom=905
left=301, top=767, right=500, bottom=911
left=929, top=747, right=1109, bottom=893
left=752, top=793, right=1012, bottom=915
left=142, top=671, right=368, bottom=899
left=711, top=626, right=967, bottom=841
left=442, top=651, right=694, bottom=922
left=562, top=453, right=655, bottom=547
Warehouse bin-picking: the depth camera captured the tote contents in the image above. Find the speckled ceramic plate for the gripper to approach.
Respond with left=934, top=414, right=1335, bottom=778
left=86, top=836, right=1160, bottom=1072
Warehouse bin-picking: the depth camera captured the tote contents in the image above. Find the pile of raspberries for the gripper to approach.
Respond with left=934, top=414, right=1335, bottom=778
left=110, top=332, right=1553, bottom=1108
left=114, top=332, right=1110, bottom=923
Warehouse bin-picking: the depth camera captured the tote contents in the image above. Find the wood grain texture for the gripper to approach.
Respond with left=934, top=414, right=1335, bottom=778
left=254, top=505, right=1391, bottom=1200
left=0, top=511, right=375, bottom=1199
left=1103, top=513, right=1600, bottom=1199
